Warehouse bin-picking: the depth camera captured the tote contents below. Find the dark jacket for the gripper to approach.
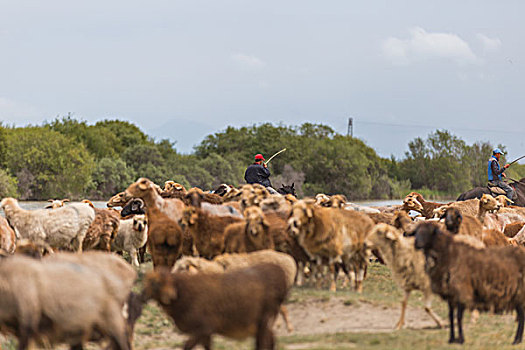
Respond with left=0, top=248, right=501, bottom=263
left=244, top=163, right=272, bottom=187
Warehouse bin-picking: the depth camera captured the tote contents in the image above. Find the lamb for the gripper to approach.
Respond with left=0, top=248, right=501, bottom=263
left=288, top=200, right=374, bottom=292
left=366, top=224, right=444, bottom=329
left=180, top=207, right=243, bottom=259
left=223, top=206, right=275, bottom=254
left=125, top=178, right=185, bottom=269
left=0, top=253, right=134, bottom=349
left=413, top=222, right=525, bottom=344
left=0, top=216, right=16, bottom=254
left=142, top=263, right=289, bottom=350
left=0, top=197, right=94, bottom=252
left=45, top=198, right=70, bottom=209
left=112, top=215, right=149, bottom=266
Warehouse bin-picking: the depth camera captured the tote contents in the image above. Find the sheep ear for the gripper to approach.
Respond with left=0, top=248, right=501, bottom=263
left=305, top=207, right=314, bottom=218
left=138, top=180, right=149, bottom=191
left=291, top=183, right=295, bottom=188
left=385, top=229, right=397, bottom=241
left=63, top=199, right=70, bottom=203
left=47, top=199, right=54, bottom=202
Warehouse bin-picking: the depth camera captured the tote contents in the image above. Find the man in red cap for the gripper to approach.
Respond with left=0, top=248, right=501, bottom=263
left=244, top=153, right=277, bottom=193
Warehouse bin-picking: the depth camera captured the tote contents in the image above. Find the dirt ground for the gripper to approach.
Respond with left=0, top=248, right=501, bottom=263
left=132, top=295, right=443, bottom=350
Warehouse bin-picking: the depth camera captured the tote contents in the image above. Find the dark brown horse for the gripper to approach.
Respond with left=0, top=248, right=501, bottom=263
left=456, top=178, right=525, bottom=207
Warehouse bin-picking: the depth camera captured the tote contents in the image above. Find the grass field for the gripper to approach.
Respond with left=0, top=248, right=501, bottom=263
left=1, top=262, right=524, bottom=349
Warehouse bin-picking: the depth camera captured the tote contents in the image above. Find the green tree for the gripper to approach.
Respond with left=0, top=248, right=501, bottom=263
left=4, top=127, right=94, bottom=199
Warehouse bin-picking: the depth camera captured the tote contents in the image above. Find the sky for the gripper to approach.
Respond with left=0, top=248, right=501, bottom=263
left=1, top=0, right=524, bottom=161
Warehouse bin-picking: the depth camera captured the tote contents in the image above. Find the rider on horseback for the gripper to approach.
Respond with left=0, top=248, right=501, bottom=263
left=488, top=148, right=515, bottom=200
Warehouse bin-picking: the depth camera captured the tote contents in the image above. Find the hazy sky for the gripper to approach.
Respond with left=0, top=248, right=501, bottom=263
left=1, top=1, right=524, bottom=161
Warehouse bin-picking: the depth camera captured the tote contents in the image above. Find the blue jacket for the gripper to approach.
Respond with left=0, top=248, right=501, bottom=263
left=487, top=156, right=505, bottom=181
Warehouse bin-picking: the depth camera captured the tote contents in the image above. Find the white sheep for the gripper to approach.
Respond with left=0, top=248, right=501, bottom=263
left=0, top=197, right=95, bottom=252
left=111, top=215, right=148, bottom=266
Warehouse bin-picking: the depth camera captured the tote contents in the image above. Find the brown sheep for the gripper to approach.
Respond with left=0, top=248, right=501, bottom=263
left=320, top=194, right=347, bottom=208
left=504, top=222, right=525, bottom=238
left=180, top=207, right=243, bottom=259
left=402, top=192, right=445, bottom=219
left=224, top=207, right=275, bottom=254
left=185, top=187, right=224, bottom=206
left=482, top=228, right=512, bottom=247
left=413, top=222, right=525, bottom=344
left=288, top=200, right=374, bottom=292
left=142, top=263, right=289, bottom=350
left=125, top=178, right=186, bottom=221
left=0, top=215, right=16, bottom=254
left=82, top=205, right=121, bottom=252
left=440, top=207, right=483, bottom=239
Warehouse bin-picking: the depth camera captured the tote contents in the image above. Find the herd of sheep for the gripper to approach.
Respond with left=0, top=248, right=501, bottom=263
left=2, top=178, right=525, bottom=348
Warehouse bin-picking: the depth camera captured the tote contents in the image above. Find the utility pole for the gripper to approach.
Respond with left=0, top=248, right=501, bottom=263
left=347, top=117, right=353, bottom=137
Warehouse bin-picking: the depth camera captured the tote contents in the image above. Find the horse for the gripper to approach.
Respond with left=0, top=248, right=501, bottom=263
left=456, top=178, right=525, bottom=207
left=276, top=183, right=296, bottom=196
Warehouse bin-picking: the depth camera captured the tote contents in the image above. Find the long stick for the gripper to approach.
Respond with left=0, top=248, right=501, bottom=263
left=508, top=155, right=525, bottom=166
left=265, top=148, right=287, bottom=165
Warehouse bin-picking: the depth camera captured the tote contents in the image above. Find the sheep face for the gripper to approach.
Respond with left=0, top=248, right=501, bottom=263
left=480, top=194, right=501, bottom=212
left=366, top=224, right=401, bottom=250
left=45, top=199, right=69, bottom=209
left=288, top=201, right=315, bottom=237
left=442, top=208, right=462, bottom=234
left=413, top=222, right=440, bottom=250
left=213, top=184, right=232, bottom=197
left=244, top=206, right=268, bottom=238
left=164, top=181, right=186, bottom=193
left=143, top=268, right=178, bottom=305
left=185, top=188, right=204, bottom=207
left=495, top=195, right=513, bottom=207
left=326, top=194, right=347, bottom=208
left=125, top=178, right=156, bottom=199
left=133, top=215, right=148, bottom=232
left=121, top=198, right=146, bottom=217
left=107, top=191, right=132, bottom=208
left=402, top=196, right=424, bottom=213
left=0, top=197, right=17, bottom=210
left=180, top=207, right=198, bottom=230
left=315, top=193, right=330, bottom=206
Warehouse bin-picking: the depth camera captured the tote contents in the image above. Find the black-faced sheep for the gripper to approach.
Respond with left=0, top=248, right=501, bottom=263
left=413, top=222, right=525, bottom=344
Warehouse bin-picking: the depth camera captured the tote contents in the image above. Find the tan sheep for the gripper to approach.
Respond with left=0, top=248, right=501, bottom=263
left=366, top=224, right=444, bottom=330
left=112, top=215, right=149, bottom=266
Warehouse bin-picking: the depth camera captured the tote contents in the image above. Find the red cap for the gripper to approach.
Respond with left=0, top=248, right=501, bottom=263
left=254, top=154, right=265, bottom=161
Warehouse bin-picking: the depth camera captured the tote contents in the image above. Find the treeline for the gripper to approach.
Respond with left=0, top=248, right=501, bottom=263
left=0, top=117, right=523, bottom=201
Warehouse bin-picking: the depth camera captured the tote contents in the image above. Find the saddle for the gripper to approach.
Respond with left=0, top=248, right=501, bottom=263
left=487, top=183, right=507, bottom=196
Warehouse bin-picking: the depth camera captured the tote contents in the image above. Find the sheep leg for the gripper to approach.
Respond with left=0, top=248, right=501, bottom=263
left=279, top=305, right=294, bottom=333
left=256, top=315, right=275, bottom=350
left=130, top=248, right=139, bottom=267
left=295, top=261, right=305, bottom=286
left=70, top=345, right=83, bottom=350
left=328, top=263, right=337, bottom=292
left=183, top=335, right=210, bottom=350
left=470, top=309, right=479, bottom=324
left=423, top=292, right=444, bottom=328
left=448, top=300, right=456, bottom=344
left=355, top=265, right=366, bottom=293
left=513, top=305, right=524, bottom=344
left=395, top=290, right=409, bottom=330
left=455, top=303, right=465, bottom=344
